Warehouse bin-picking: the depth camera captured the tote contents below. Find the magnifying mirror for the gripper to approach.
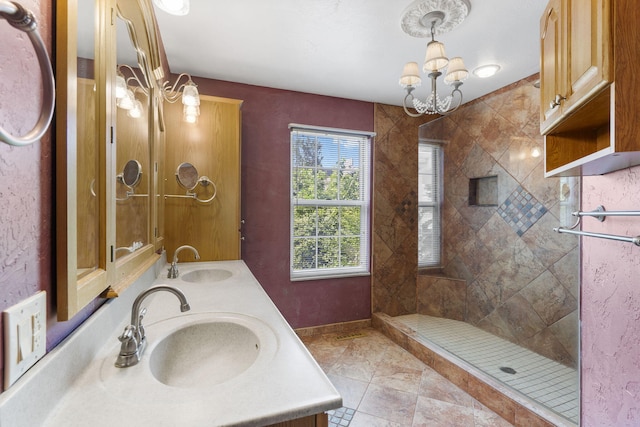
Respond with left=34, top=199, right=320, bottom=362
left=120, top=159, right=142, bottom=188
left=175, top=162, right=199, bottom=191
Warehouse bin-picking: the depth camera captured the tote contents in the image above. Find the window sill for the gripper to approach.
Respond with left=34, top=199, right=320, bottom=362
left=291, top=271, right=371, bottom=282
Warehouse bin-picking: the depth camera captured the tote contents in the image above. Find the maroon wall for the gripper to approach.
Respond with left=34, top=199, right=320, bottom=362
left=192, top=77, right=374, bottom=328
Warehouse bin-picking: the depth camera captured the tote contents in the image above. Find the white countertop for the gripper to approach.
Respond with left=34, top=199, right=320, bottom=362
left=2, top=260, right=341, bottom=427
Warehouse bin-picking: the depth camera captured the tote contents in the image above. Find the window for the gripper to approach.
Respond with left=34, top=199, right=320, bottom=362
left=290, top=124, right=373, bottom=280
left=418, top=142, right=442, bottom=267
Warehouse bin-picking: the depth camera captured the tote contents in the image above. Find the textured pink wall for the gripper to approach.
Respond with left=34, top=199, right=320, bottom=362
left=581, top=166, right=640, bottom=426
left=192, top=77, right=374, bottom=328
left=0, top=0, right=54, bottom=390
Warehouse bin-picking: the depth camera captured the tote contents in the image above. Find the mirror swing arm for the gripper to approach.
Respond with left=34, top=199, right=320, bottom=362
left=165, top=162, right=218, bottom=203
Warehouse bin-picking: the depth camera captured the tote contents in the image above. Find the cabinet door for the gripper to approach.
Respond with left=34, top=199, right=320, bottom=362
left=564, top=0, right=612, bottom=112
left=540, top=0, right=564, bottom=132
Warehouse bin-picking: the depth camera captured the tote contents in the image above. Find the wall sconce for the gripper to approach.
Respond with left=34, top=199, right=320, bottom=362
left=116, top=65, right=200, bottom=122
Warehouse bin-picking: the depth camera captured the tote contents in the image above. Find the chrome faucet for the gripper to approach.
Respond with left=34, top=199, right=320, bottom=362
left=167, top=245, right=200, bottom=278
left=115, top=285, right=191, bottom=368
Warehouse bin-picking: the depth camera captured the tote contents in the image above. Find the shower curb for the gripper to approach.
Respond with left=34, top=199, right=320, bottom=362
left=372, top=312, right=577, bottom=427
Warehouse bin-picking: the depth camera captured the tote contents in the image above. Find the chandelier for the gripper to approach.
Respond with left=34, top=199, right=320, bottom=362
left=116, top=65, right=200, bottom=122
left=399, top=0, right=470, bottom=116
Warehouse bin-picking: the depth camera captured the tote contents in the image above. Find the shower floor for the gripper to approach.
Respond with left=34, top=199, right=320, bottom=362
left=393, top=314, right=579, bottom=425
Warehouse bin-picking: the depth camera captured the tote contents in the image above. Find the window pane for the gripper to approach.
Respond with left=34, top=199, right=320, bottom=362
left=339, top=169, right=360, bottom=201
left=418, top=174, right=435, bottom=203
left=292, top=167, right=316, bottom=199
left=340, top=237, right=360, bottom=267
left=293, top=237, right=317, bottom=270
left=316, top=168, right=337, bottom=200
left=293, top=206, right=316, bottom=237
left=418, top=142, right=441, bottom=267
left=292, top=135, right=317, bottom=167
left=317, top=237, right=340, bottom=268
left=317, top=206, right=339, bottom=236
left=341, top=206, right=361, bottom=236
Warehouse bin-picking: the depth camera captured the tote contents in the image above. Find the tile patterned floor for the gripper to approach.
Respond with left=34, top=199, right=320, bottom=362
left=300, top=328, right=514, bottom=427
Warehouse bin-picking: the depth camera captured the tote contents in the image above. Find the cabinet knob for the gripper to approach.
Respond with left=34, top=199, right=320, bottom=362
left=550, top=94, right=566, bottom=109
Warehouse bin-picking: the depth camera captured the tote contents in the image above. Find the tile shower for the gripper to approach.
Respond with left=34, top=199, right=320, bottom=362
left=373, top=75, right=580, bottom=425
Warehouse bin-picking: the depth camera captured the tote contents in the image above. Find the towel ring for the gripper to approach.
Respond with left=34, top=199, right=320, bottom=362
left=0, top=1, right=55, bottom=146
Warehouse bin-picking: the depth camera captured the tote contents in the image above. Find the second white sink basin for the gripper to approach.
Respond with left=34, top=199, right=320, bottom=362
left=150, top=321, right=260, bottom=387
left=180, top=268, right=233, bottom=283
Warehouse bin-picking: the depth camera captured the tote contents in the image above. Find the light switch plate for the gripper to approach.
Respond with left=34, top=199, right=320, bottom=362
left=3, top=291, right=46, bottom=389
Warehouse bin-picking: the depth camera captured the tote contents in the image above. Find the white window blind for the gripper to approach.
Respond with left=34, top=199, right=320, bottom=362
left=289, top=124, right=373, bottom=280
left=418, top=142, right=442, bottom=267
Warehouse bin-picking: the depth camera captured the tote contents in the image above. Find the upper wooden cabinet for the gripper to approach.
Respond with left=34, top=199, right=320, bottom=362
left=541, top=0, right=640, bottom=176
left=540, top=0, right=612, bottom=133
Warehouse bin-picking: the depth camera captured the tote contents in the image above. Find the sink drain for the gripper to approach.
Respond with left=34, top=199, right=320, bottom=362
left=499, top=366, right=517, bottom=375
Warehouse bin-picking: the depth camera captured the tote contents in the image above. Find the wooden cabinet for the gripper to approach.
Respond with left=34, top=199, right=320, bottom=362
left=267, top=413, right=328, bottom=427
left=541, top=0, right=611, bottom=133
left=163, top=95, right=243, bottom=262
left=541, top=0, right=640, bottom=176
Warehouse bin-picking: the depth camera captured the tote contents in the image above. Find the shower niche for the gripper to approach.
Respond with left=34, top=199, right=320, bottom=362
left=468, top=175, right=498, bottom=206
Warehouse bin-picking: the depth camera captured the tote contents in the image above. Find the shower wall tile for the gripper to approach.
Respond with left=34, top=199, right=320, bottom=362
left=373, top=75, right=579, bottom=367
left=549, top=247, right=580, bottom=299
left=417, top=275, right=466, bottom=320
left=520, top=271, right=577, bottom=326
left=372, top=104, right=435, bottom=316
left=496, top=294, right=547, bottom=340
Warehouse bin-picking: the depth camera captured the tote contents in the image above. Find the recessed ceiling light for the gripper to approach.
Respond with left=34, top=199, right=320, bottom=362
left=153, top=0, right=189, bottom=16
left=473, top=64, right=501, bottom=78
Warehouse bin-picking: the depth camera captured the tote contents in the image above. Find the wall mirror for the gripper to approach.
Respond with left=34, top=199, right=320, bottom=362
left=176, top=162, right=199, bottom=190
left=56, top=0, right=166, bottom=319
left=119, top=159, right=143, bottom=189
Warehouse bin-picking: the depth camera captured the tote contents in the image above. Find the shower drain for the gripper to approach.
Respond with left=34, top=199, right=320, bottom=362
left=499, top=366, right=517, bottom=375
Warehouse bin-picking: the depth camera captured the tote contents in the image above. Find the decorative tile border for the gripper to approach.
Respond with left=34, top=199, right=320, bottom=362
left=498, top=186, right=547, bottom=236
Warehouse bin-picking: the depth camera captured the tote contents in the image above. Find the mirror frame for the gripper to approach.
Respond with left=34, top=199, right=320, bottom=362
left=56, top=0, right=112, bottom=320
left=56, top=0, right=166, bottom=320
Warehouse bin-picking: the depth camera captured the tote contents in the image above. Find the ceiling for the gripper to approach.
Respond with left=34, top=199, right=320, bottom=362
left=146, top=0, right=546, bottom=107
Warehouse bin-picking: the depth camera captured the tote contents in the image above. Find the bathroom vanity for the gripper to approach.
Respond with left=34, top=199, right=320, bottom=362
left=0, top=257, right=341, bottom=427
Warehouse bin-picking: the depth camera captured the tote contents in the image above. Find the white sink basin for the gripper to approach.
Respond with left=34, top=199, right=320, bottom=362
left=100, top=313, right=278, bottom=400
left=181, top=268, right=233, bottom=283
left=150, top=321, right=260, bottom=387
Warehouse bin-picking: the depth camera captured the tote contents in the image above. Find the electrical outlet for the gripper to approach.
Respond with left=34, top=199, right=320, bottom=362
left=3, top=291, right=46, bottom=389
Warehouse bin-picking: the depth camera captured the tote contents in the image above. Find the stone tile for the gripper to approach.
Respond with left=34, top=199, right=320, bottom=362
left=521, top=212, right=579, bottom=268
left=466, top=279, right=496, bottom=324
left=370, top=360, right=424, bottom=394
left=473, top=400, right=516, bottom=427
left=418, top=367, right=474, bottom=407
left=519, top=270, right=577, bottom=326
left=526, top=327, right=575, bottom=366
left=417, top=275, right=466, bottom=320
left=412, top=395, right=475, bottom=427
left=467, top=375, right=516, bottom=424
left=496, top=294, right=547, bottom=341
left=476, top=310, right=517, bottom=343
left=349, top=411, right=402, bottom=427
left=548, top=311, right=579, bottom=367
left=326, top=373, right=368, bottom=409
left=358, top=383, right=418, bottom=425
left=497, top=134, right=543, bottom=184
left=381, top=341, right=427, bottom=372
left=549, top=247, right=580, bottom=299
left=484, top=78, right=540, bottom=131
left=476, top=239, right=547, bottom=304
